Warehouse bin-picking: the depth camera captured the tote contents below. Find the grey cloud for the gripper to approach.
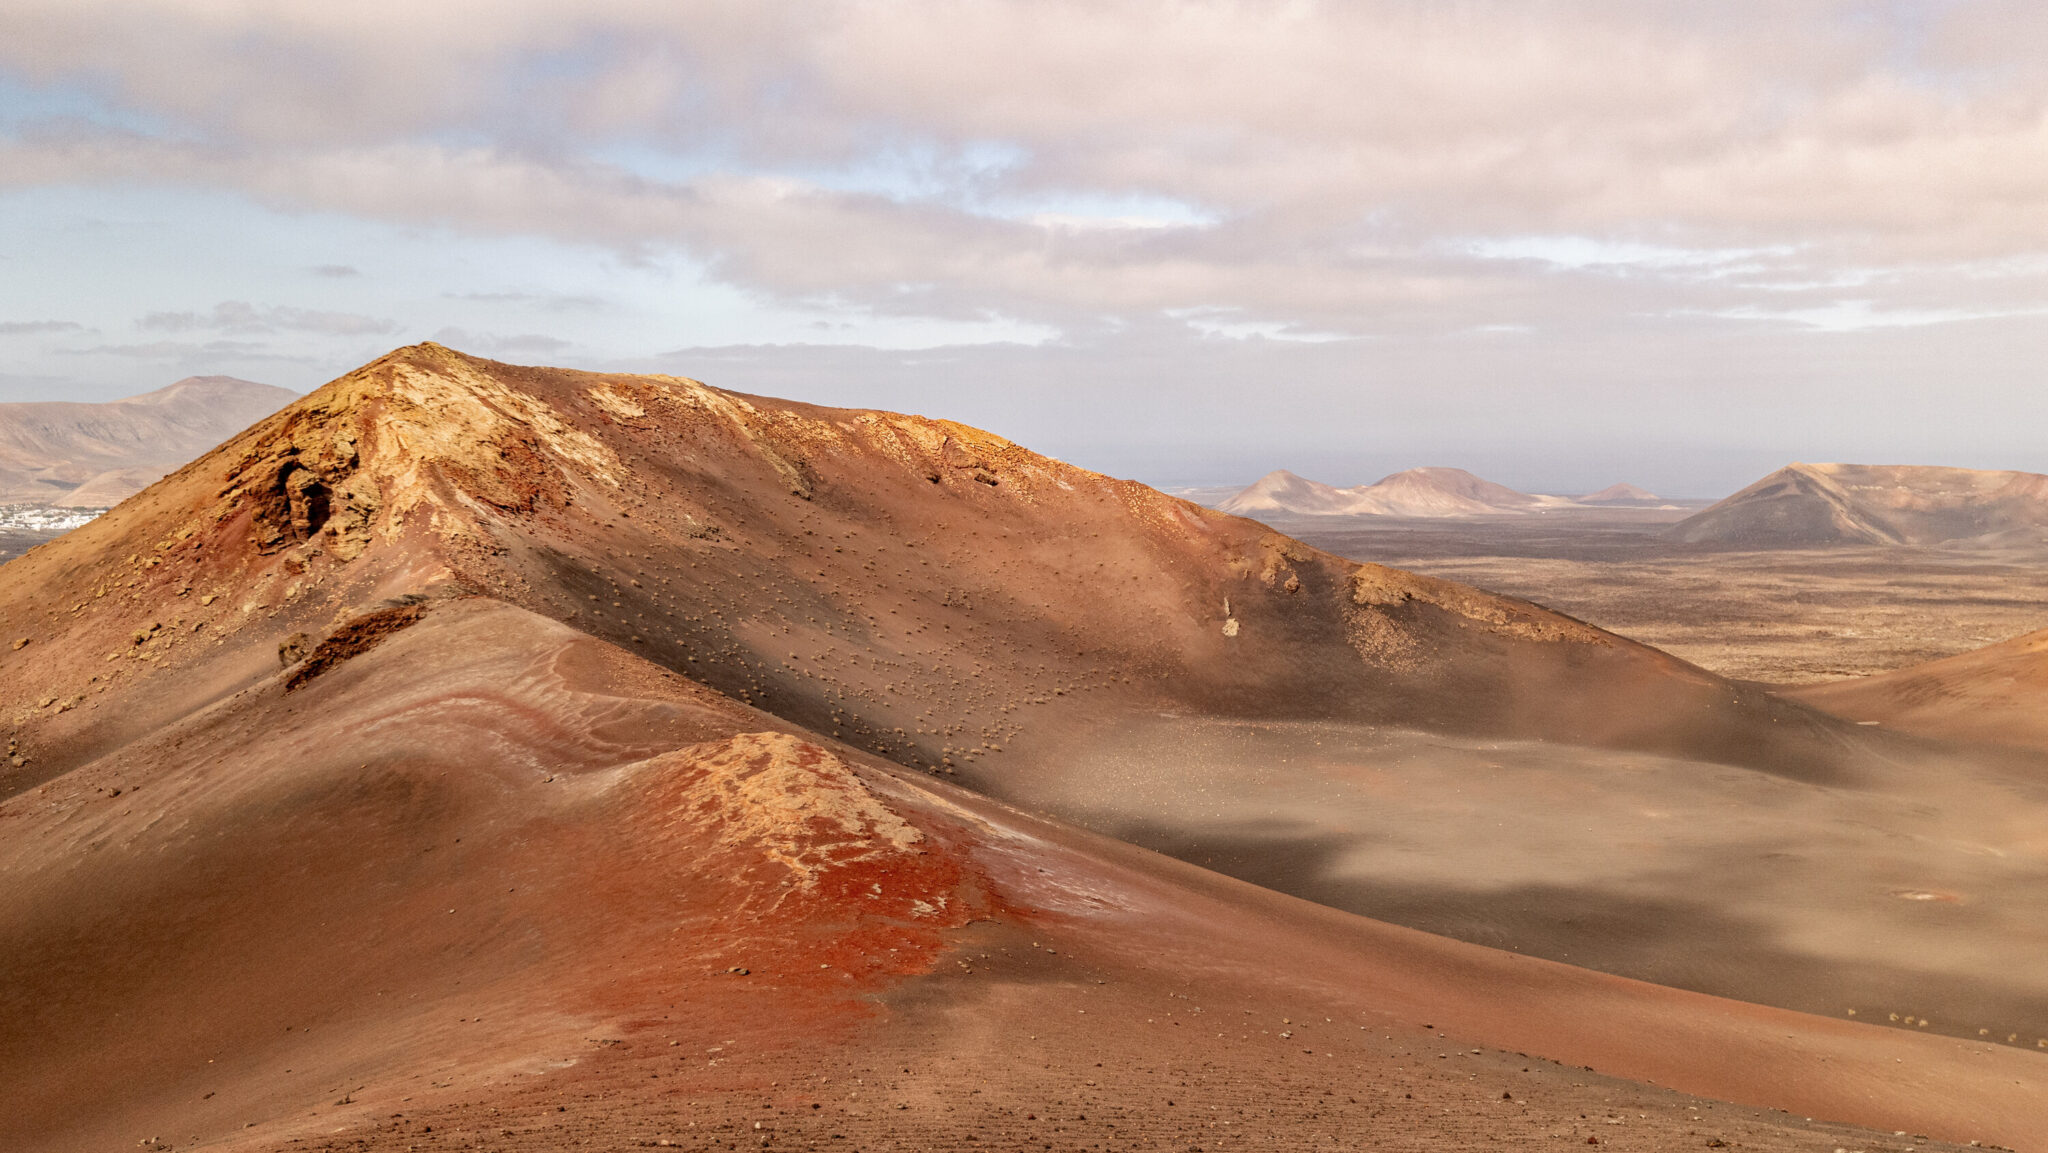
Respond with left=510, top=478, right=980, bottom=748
left=7, top=3, right=2044, bottom=249
left=8, top=2, right=2048, bottom=379
left=136, top=301, right=396, bottom=337
left=134, top=310, right=201, bottom=333
left=312, top=264, right=360, bottom=277
left=0, top=320, right=83, bottom=335
left=9, top=115, right=2044, bottom=346
left=63, top=338, right=314, bottom=363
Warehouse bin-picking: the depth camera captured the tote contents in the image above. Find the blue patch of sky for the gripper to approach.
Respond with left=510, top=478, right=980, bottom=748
left=585, top=140, right=733, bottom=185
left=1842, top=0, right=1984, bottom=89
left=594, top=128, right=1214, bottom=232
left=0, top=185, right=1053, bottom=402
left=0, top=70, right=175, bottom=136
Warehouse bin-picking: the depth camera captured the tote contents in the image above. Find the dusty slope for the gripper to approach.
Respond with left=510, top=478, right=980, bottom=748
left=0, top=343, right=1978, bottom=1043
left=0, top=376, right=296, bottom=505
left=1791, top=625, right=2048, bottom=751
left=0, top=343, right=1864, bottom=792
left=1672, top=462, right=2048, bottom=548
left=3, top=344, right=2044, bottom=1149
left=1, top=599, right=2038, bottom=1153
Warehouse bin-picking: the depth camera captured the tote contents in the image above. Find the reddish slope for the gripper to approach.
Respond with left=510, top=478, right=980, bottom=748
left=0, top=343, right=1939, bottom=1039
left=1790, top=626, right=2048, bottom=751
left=0, top=343, right=1872, bottom=797
left=1, top=599, right=2038, bottom=1152
left=4, top=344, right=2039, bottom=1150
left=0, top=602, right=984, bottom=1150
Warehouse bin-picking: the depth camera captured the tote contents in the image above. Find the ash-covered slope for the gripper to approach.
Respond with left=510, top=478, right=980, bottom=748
left=0, top=376, right=296, bottom=505
left=1671, top=462, right=2048, bottom=548
left=1791, top=625, right=2048, bottom=751
left=0, top=343, right=1864, bottom=792
left=1219, top=466, right=1565, bottom=517
left=6, top=601, right=2031, bottom=1153
left=3, top=344, right=2043, bottom=1152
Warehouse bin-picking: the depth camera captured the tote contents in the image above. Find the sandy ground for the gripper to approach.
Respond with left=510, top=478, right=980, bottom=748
left=1279, top=510, right=2048, bottom=683
left=976, top=714, right=2048, bottom=1052
left=270, top=922, right=1994, bottom=1153
left=7, top=600, right=2040, bottom=1153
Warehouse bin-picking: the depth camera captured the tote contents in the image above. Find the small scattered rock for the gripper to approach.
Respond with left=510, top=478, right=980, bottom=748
left=10, top=637, right=28, bottom=650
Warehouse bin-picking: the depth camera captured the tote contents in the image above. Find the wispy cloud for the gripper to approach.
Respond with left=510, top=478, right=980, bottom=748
left=5, top=2, right=2048, bottom=338
left=6, top=3, right=2048, bottom=489
left=0, top=319, right=82, bottom=335
left=136, top=301, right=395, bottom=337
left=62, top=338, right=316, bottom=362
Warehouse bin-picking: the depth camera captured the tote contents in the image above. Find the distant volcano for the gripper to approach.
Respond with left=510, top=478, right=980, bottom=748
left=1579, top=481, right=1665, bottom=506
left=0, top=376, right=296, bottom=506
left=1218, top=466, right=1576, bottom=517
left=1670, top=462, right=2048, bottom=547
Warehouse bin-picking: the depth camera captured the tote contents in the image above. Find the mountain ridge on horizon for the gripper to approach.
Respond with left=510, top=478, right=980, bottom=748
left=1670, top=460, right=2048, bottom=548
left=0, top=375, right=297, bottom=507
left=1215, top=465, right=1673, bottom=517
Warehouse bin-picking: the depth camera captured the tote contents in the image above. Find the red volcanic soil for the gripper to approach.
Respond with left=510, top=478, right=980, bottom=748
left=1, top=345, right=2041, bottom=1150
left=2, top=602, right=2035, bottom=1152
left=1791, top=626, right=2048, bottom=751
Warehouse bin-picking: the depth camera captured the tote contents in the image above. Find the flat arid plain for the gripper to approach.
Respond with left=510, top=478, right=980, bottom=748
left=1278, top=507, right=2048, bottom=684
left=3, top=348, right=2045, bottom=1153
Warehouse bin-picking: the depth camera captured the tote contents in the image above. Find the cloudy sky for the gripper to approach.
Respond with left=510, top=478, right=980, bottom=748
left=5, top=1, right=2048, bottom=494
